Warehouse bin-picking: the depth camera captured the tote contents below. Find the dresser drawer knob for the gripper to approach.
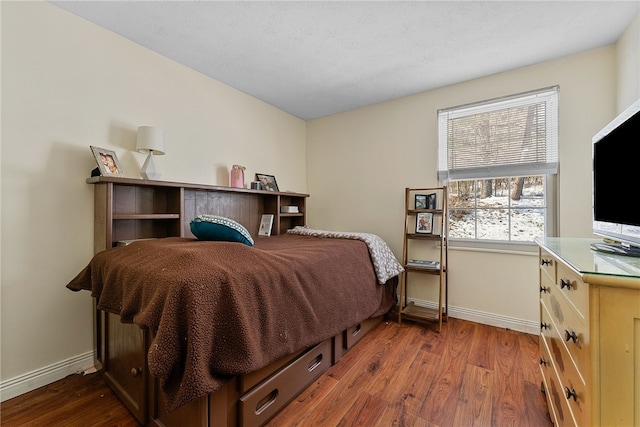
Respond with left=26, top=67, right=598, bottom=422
left=565, top=386, right=578, bottom=402
left=541, top=259, right=552, bottom=266
left=540, top=285, right=550, bottom=294
left=130, top=367, right=142, bottom=377
left=539, top=357, right=548, bottom=366
left=564, top=330, right=578, bottom=344
left=541, top=322, right=550, bottom=331
left=560, top=278, right=573, bottom=290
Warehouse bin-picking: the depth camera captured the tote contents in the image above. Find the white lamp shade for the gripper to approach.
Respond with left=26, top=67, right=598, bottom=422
left=136, top=126, right=165, bottom=155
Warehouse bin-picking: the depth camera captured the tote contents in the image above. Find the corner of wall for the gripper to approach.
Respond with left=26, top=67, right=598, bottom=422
left=616, top=12, right=640, bottom=112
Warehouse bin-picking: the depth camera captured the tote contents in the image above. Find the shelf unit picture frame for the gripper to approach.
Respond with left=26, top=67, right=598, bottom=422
left=415, top=194, right=427, bottom=210
left=427, top=193, right=437, bottom=210
left=416, top=212, right=433, bottom=234
left=255, top=173, right=279, bottom=192
left=91, top=146, right=125, bottom=176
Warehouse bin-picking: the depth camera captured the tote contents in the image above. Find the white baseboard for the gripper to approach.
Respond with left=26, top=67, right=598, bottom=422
left=408, top=297, right=540, bottom=335
left=0, top=351, right=95, bottom=402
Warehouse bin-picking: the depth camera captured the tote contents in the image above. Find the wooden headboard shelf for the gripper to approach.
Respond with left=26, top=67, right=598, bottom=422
left=87, top=176, right=308, bottom=254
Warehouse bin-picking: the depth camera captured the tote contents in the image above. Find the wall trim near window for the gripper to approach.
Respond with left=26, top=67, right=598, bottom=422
left=448, top=239, right=539, bottom=255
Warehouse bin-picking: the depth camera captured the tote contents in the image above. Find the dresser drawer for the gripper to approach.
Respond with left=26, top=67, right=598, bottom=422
left=544, top=286, right=588, bottom=383
left=541, top=332, right=578, bottom=427
left=541, top=302, right=587, bottom=427
left=540, top=304, right=588, bottom=426
left=556, top=262, right=588, bottom=320
left=540, top=249, right=557, bottom=284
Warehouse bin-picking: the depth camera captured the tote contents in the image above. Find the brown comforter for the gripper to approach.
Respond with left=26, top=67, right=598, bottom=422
left=67, top=235, right=396, bottom=411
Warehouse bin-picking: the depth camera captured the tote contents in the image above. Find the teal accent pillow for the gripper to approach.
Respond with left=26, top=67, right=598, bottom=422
left=190, top=215, right=254, bottom=246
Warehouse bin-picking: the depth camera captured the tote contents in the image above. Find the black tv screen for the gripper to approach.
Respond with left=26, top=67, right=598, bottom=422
left=593, top=109, right=640, bottom=227
left=592, top=99, right=640, bottom=255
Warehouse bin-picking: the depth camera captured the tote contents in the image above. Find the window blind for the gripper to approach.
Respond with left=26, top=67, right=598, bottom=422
left=438, top=86, right=558, bottom=181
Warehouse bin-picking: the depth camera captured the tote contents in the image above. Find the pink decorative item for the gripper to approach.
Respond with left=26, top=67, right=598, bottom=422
left=230, top=165, right=245, bottom=188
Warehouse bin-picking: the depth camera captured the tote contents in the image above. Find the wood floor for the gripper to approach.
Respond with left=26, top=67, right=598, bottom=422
left=1, top=318, right=552, bottom=427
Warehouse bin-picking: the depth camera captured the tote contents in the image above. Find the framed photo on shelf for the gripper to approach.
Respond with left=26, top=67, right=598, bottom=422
left=415, top=194, right=427, bottom=210
left=426, top=193, right=437, bottom=210
left=90, top=146, right=124, bottom=176
left=416, top=212, right=433, bottom=234
left=258, top=214, right=274, bottom=236
left=255, top=173, right=279, bottom=192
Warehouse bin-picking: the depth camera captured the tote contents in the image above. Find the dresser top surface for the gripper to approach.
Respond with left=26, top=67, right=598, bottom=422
left=535, top=237, right=640, bottom=281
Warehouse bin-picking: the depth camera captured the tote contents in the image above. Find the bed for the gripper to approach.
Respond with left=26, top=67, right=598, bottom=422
left=68, top=176, right=401, bottom=427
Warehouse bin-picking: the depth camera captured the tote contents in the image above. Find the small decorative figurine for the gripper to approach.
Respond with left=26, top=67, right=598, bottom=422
left=230, top=165, right=246, bottom=188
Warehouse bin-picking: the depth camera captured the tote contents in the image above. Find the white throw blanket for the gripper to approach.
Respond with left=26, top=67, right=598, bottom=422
left=287, top=226, right=404, bottom=284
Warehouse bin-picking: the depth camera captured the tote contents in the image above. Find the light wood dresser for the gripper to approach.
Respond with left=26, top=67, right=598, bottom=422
left=535, top=237, right=640, bottom=427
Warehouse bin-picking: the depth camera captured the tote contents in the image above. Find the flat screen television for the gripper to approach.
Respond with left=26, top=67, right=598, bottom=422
left=592, top=98, right=640, bottom=257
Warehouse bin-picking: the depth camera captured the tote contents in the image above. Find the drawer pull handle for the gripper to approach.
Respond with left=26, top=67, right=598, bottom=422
left=540, top=322, right=550, bottom=331
left=565, top=387, right=578, bottom=402
left=308, top=353, right=324, bottom=372
left=255, top=389, right=278, bottom=415
left=352, top=323, right=362, bottom=337
left=541, top=259, right=552, bottom=266
left=130, top=367, right=142, bottom=377
left=539, top=358, right=548, bottom=366
left=564, top=330, right=578, bottom=344
left=540, top=285, right=550, bottom=294
left=560, top=279, right=573, bottom=290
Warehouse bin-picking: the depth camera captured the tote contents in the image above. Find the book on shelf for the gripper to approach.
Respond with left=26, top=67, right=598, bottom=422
left=406, top=259, right=440, bottom=269
left=280, top=205, right=299, bottom=213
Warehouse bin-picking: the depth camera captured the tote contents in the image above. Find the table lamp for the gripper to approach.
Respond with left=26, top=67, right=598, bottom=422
left=136, top=126, right=165, bottom=180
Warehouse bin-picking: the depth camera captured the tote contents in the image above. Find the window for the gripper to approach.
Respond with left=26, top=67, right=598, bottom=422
left=438, top=87, right=558, bottom=244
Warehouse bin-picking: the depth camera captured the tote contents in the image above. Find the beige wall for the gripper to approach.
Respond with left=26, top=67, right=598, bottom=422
left=1, top=1, right=305, bottom=392
left=306, top=46, right=622, bottom=331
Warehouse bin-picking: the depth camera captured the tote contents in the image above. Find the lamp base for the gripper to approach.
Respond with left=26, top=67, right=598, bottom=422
left=140, top=152, right=161, bottom=180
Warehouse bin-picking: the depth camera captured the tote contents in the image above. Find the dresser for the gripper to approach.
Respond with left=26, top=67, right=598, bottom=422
left=535, top=237, right=640, bottom=427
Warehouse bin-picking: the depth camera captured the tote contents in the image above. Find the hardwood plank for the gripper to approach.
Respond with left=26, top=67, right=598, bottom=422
left=337, top=392, right=387, bottom=426
left=396, top=345, right=442, bottom=419
left=491, top=327, right=529, bottom=427
left=0, top=372, right=138, bottom=427
left=452, top=365, right=493, bottom=426
left=418, top=318, right=475, bottom=424
left=466, top=322, right=497, bottom=370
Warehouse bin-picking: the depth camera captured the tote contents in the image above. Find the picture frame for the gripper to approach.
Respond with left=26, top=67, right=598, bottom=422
left=415, top=194, right=427, bottom=210
left=427, top=193, right=437, bottom=210
left=255, top=173, right=279, bottom=192
left=416, top=212, right=433, bottom=234
left=258, top=214, right=274, bottom=236
left=91, top=146, right=124, bottom=176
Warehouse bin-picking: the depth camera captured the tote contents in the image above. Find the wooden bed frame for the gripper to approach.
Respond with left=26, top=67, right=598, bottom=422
left=87, top=176, right=392, bottom=426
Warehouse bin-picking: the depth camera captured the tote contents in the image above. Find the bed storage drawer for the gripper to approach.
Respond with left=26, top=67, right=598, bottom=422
left=345, top=316, right=381, bottom=350
left=239, top=338, right=332, bottom=427
left=333, top=316, right=382, bottom=361
left=239, top=350, right=304, bottom=394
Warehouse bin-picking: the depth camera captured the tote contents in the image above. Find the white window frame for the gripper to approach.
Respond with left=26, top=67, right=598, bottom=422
left=437, top=87, right=559, bottom=252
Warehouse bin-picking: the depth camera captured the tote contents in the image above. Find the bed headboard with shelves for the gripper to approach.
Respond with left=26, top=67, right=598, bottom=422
left=87, top=176, right=308, bottom=254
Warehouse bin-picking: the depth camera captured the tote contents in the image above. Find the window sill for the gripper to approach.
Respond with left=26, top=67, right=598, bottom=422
left=448, top=239, right=538, bottom=256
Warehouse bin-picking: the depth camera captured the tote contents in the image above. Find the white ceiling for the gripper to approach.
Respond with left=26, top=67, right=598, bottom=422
left=50, top=1, right=639, bottom=120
